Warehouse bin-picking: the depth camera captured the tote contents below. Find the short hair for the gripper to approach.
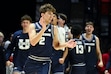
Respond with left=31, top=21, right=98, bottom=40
left=0, top=32, right=4, bottom=38
left=39, top=3, right=56, bottom=14
left=58, top=13, right=67, bottom=22
left=85, top=21, right=94, bottom=26
left=71, top=25, right=82, bottom=38
left=21, top=14, right=32, bottom=23
left=53, top=12, right=58, bottom=18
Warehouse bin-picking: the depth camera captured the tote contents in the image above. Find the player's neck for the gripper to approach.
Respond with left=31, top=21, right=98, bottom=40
left=23, top=29, right=28, bottom=33
left=73, top=35, right=80, bottom=39
left=85, top=33, right=92, bottom=39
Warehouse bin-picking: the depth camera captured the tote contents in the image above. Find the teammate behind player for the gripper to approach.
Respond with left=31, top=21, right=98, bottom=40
left=80, top=21, right=103, bottom=74
left=68, top=24, right=86, bottom=74
left=51, top=13, right=68, bottom=74
left=6, top=14, right=32, bottom=74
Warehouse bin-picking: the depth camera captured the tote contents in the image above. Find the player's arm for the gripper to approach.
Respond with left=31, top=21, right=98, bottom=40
left=59, top=48, right=68, bottom=64
left=62, top=48, right=68, bottom=60
left=53, top=26, right=67, bottom=50
left=53, top=26, right=76, bottom=50
left=96, top=36, right=103, bottom=67
left=5, top=33, right=16, bottom=66
left=67, top=29, right=73, bottom=39
left=28, top=23, right=46, bottom=46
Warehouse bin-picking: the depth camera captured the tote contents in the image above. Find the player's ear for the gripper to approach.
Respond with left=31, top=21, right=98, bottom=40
left=41, top=13, right=44, bottom=17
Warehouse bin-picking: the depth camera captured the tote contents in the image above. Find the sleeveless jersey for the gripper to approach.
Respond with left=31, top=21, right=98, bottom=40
left=68, top=38, right=86, bottom=66
left=81, top=33, right=97, bottom=67
left=6, top=30, right=30, bottom=67
left=29, top=22, right=53, bottom=57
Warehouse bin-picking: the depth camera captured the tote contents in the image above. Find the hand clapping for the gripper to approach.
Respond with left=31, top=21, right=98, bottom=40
left=66, top=39, right=76, bottom=48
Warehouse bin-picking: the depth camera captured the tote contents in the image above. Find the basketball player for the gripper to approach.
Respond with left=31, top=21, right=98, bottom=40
left=24, top=3, right=76, bottom=74
left=6, top=14, right=32, bottom=74
left=80, top=21, right=103, bottom=74
left=51, top=13, right=68, bottom=74
left=68, top=24, right=86, bottom=74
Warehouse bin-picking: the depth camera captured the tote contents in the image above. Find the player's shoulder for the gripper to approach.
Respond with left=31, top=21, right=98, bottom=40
left=79, top=33, right=85, bottom=39
left=75, top=38, right=83, bottom=43
left=13, top=30, right=22, bottom=35
left=58, top=27, right=65, bottom=31
left=93, top=34, right=99, bottom=40
left=30, top=22, right=36, bottom=28
left=64, top=25, right=69, bottom=29
left=12, top=30, right=23, bottom=38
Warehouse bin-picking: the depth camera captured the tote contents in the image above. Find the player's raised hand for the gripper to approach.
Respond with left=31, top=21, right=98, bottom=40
left=66, top=39, right=76, bottom=48
left=40, top=17, right=47, bottom=28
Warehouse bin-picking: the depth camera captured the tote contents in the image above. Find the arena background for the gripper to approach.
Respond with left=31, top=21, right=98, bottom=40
left=0, top=0, right=111, bottom=53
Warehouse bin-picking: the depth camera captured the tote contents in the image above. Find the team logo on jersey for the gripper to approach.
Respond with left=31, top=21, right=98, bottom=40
left=48, top=29, right=51, bottom=32
left=92, top=40, right=95, bottom=42
left=18, top=39, right=30, bottom=50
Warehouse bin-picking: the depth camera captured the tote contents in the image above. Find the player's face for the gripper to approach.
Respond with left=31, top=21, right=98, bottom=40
left=51, top=14, right=58, bottom=25
left=42, top=11, right=53, bottom=24
left=21, top=20, right=31, bottom=30
left=85, top=25, right=94, bottom=35
left=58, top=17, right=65, bottom=26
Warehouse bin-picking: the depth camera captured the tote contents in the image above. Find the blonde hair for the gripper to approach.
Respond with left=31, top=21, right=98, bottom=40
left=0, top=32, right=4, bottom=38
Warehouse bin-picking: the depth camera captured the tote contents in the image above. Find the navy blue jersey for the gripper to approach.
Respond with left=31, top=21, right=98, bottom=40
left=51, top=49, right=63, bottom=59
left=68, top=38, right=86, bottom=65
left=29, top=22, right=53, bottom=57
left=51, top=48, right=63, bottom=65
left=6, top=30, right=30, bottom=67
left=81, top=33, right=97, bottom=67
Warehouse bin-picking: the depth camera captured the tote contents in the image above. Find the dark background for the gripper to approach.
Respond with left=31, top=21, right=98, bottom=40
left=0, top=0, right=111, bottom=52
left=1, top=0, right=36, bottom=40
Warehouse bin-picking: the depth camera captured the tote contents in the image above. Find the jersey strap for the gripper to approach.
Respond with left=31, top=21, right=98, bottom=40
left=51, top=24, right=54, bottom=39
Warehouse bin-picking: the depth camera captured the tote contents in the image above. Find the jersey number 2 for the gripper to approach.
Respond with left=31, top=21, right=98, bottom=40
left=39, top=37, right=45, bottom=45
